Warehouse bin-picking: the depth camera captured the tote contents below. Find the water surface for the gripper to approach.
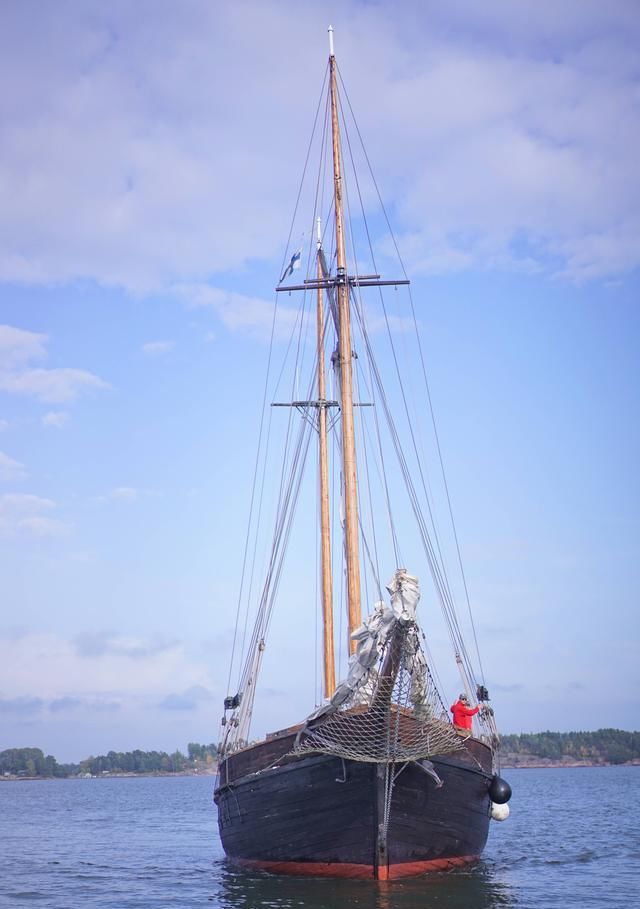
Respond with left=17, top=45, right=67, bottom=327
left=1, top=766, right=637, bottom=908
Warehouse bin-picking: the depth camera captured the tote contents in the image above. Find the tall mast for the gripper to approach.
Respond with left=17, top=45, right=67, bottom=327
left=316, top=219, right=336, bottom=697
left=275, top=29, right=408, bottom=656
left=328, top=27, right=362, bottom=652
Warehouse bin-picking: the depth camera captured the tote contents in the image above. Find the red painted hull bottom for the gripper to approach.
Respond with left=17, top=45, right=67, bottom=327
left=233, top=854, right=479, bottom=880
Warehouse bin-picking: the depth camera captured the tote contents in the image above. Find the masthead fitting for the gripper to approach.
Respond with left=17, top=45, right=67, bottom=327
left=328, top=25, right=334, bottom=57
left=316, top=216, right=322, bottom=248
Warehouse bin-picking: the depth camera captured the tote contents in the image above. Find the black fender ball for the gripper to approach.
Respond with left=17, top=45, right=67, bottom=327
left=488, top=775, right=512, bottom=804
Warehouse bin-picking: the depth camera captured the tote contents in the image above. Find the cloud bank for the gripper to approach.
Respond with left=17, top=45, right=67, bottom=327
left=0, top=324, right=108, bottom=403
left=0, top=451, right=27, bottom=483
left=0, top=493, right=67, bottom=538
left=0, top=0, right=637, bottom=297
left=0, top=631, right=215, bottom=707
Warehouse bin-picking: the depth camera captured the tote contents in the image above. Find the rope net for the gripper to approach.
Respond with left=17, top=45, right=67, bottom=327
left=293, top=571, right=465, bottom=763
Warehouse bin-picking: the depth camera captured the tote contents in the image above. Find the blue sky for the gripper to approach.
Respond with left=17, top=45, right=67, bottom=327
left=1, top=1, right=638, bottom=762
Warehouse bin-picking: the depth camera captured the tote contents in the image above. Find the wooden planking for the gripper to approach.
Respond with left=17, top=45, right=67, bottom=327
left=387, top=760, right=490, bottom=864
left=217, top=754, right=376, bottom=865
left=219, top=730, right=300, bottom=783
left=216, top=739, right=494, bottom=874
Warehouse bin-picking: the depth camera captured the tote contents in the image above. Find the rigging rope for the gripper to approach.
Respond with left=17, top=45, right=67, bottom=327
left=222, top=65, right=333, bottom=743
left=337, top=65, right=487, bottom=688
left=222, top=61, right=499, bottom=752
left=335, top=70, right=485, bottom=729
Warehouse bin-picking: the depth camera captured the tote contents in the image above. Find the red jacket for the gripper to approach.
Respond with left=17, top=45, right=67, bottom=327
left=450, top=700, right=479, bottom=729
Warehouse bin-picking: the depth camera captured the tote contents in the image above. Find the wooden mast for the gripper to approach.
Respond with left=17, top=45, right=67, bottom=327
left=328, top=27, right=362, bottom=654
left=316, top=220, right=336, bottom=697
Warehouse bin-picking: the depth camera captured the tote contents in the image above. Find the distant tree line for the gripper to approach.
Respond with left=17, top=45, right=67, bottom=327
left=187, top=742, right=218, bottom=763
left=0, top=742, right=218, bottom=778
left=0, top=747, right=70, bottom=778
left=79, top=749, right=186, bottom=775
left=3, top=732, right=638, bottom=777
left=500, top=729, right=639, bottom=765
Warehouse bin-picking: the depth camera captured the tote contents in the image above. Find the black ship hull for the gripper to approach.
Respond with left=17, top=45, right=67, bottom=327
left=214, top=732, right=493, bottom=879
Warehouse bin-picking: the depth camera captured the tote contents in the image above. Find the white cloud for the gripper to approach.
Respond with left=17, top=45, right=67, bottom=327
left=142, top=340, right=174, bottom=355
left=0, top=2, right=637, bottom=293
left=0, top=451, right=27, bottom=482
left=0, top=323, right=109, bottom=403
left=0, top=631, right=214, bottom=703
left=18, top=515, right=68, bottom=537
left=356, top=36, right=640, bottom=281
left=42, top=410, right=70, bottom=428
left=110, top=486, right=139, bottom=501
left=159, top=685, right=214, bottom=711
left=94, top=486, right=150, bottom=504
left=0, top=492, right=54, bottom=510
left=0, top=492, right=68, bottom=537
left=176, top=283, right=300, bottom=342
left=0, top=324, right=47, bottom=368
left=0, top=419, right=8, bottom=431
left=0, top=630, right=220, bottom=757
left=73, top=631, right=177, bottom=659
left=0, top=366, right=108, bottom=403
left=0, top=325, right=47, bottom=371
left=179, top=282, right=413, bottom=343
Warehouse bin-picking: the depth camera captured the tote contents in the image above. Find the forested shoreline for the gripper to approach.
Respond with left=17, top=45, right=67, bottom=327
left=0, top=742, right=218, bottom=779
left=500, top=729, right=638, bottom=766
left=1, top=730, right=638, bottom=779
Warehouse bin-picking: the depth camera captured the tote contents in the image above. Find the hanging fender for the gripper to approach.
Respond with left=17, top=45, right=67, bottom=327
left=491, top=801, right=510, bottom=821
left=488, top=774, right=512, bottom=804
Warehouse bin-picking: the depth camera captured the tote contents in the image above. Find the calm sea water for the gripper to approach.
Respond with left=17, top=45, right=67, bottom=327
left=1, top=767, right=638, bottom=909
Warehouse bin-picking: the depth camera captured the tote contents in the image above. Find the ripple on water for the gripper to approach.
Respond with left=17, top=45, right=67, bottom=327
left=5, top=894, right=48, bottom=902
left=1, top=769, right=638, bottom=909
left=542, top=848, right=597, bottom=866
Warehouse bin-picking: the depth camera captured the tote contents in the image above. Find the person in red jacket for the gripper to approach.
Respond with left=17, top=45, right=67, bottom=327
left=450, top=693, right=480, bottom=736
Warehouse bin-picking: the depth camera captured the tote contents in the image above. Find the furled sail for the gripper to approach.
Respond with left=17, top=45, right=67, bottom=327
left=294, top=570, right=464, bottom=762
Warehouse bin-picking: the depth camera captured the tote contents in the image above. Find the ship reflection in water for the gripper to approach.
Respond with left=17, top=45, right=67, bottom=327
left=214, top=860, right=516, bottom=909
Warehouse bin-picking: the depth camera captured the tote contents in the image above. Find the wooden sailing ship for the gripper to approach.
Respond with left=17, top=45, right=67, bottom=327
left=214, top=29, right=511, bottom=880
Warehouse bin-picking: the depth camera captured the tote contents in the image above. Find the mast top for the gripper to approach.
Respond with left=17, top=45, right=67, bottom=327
left=328, top=25, right=335, bottom=58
